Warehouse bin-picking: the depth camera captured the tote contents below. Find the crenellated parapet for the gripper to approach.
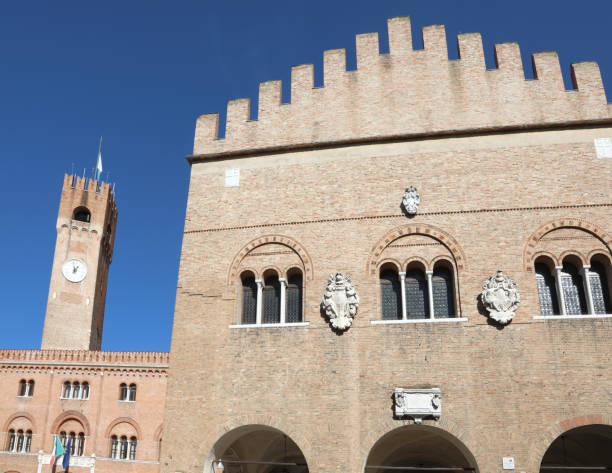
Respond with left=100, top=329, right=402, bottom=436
left=191, top=17, right=611, bottom=158
left=0, top=350, right=169, bottom=369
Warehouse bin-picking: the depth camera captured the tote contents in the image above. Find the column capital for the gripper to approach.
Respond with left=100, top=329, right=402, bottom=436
left=279, top=277, right=288, bottom=285
left=425, top=270, right=434, bottom=275
left=399, top=271, right=406, bottom=278
left=255, top=279, right=264, bottom=288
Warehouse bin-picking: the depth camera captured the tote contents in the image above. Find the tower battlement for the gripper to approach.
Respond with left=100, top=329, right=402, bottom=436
left=191, top=17, right=611, bottom=159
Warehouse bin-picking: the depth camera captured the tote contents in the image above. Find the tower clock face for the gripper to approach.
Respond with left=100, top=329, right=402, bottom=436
left=62, top=258, right=88, bottom=283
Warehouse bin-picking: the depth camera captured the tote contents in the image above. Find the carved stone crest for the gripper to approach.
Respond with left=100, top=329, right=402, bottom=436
left=402, top=186, right=420, bottom=215
left=394, top=388, right=441, bottom=423
left=480, top=270, right=520, bottom=324
left=321, top=273, right=360, bottom=331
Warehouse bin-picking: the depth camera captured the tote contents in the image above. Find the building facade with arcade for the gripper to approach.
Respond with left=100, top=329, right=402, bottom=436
left=161, top=16, right=612, bottom=473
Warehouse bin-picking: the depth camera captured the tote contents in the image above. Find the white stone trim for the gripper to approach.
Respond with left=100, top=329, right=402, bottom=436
left=534, top=314, right=612, bottom=320
left=371, top=318, right=467, bottom=325
left=229, top=322, right=309, bottom=329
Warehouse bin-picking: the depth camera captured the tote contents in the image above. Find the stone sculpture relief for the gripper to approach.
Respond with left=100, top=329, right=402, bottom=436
left=480, top=270, right=520, bottom=324
left=394, top=388, right=442, bottom=423
left=321, top=273, right=360, bottom=331
left=402, top=186, right=420, bottom=215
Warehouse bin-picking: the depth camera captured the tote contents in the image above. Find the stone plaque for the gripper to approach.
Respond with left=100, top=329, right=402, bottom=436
left=393, top=388, right=441, bottom=423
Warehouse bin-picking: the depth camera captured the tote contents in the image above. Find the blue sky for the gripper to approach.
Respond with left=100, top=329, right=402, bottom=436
left=0, top=1, right=610, bottom=351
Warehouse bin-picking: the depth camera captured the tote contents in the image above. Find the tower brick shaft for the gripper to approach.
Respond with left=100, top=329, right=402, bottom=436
left=41, top=174, right=117, bottom=350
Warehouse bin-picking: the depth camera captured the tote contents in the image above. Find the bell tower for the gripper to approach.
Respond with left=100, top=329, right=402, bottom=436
left=41, top=174, right=117, bottom=350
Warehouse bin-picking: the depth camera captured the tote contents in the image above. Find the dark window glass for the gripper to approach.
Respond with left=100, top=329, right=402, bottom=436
left=119, top=383, right=128, bottom=401
left=60, top=431, right=67, bottom=448
left=120, top=436, right=128, bottom=459
left=241, top=276, right=258, bottom=324
left=110, top=436, right=118, bottom=458
left=7, top=430, right=15, bottom=451
left=77, top=433, right=85, bottom=456
left=72, top=382, right=80, bottom=399
left=405, top=269, right=428, bottom=319
left=561, top=263, right=587, bottom=315
left=25, top=430, right=31, bottom=452
left=28, top=380, right=34, bottom=396
left=129, top=437, right=137, bottom=460
left=18, top=380, right=27, bottom=396
left=535, top=263, right=559, bottom=315
left=433, top=266, right=455, bottom=318
left=81, top=382, right=89, bottom=399
left=129, top=384, right=137, bottom=402
left=380, top=269, right=402, bottom=320
left=16, top=430, right=23, bottom=452
left=263, top=275, right=281, bottom=323
left=63, top=382, right=71, bottom=398
left=590, top=261, right=611, bottom=314
left=286, top=273, right=303, bottom=323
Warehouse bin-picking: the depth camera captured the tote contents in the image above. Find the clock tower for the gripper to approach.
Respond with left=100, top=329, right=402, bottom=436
left=41, top=174, right=117, bottom=350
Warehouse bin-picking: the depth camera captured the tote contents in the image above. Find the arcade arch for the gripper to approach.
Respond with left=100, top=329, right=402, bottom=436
left=539, top=424, right=612, bottom=472
left=364, top=425, right=479, bottom=473
left=205, top=425, right=309, bottom=473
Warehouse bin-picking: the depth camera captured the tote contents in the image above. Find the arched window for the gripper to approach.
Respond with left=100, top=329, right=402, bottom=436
left=77, top=432, right=85, bottom=456
left=62, top=381, right=71, bottom=399
left=81, top=382, right=89, bottom=399
left=120, top=436, right=128, bottom=459
left=119, top=383, right=128, bottom=401
left=286, top=270, right=303, bottom=323
left=7, top=429, right=15, bottom=451
left=380, top=268, right=402, bottom=320
left=405, top=268, right=428, bottom=319
left=262, top=272, right=281, bottom=323
left=560, top=260, right=587, bottom=315
left=72, top=382, right=80, bottom=399
left=60, top=431, right=67, bottom=448
left=589, top=259, right=612, bottom=314
left=18, top=380, right=27, bottom=397
left=69, top=432, right=76, bottom=453
left=241, top=272, right=258, bottom=325
left=535, top=262, right=559, bottom=315
left=110, top=435, right=119, bottom=459
left=432, top=264, right=455, bottom=318
left=24, top=430, right=31, bottom=453
left=73, top=207, right=91, bottom=223
left=27, top=380, right=34, bottom=397
left=129, top=384, right=137, bottom=402
left=129, top=436, right=137, bottom=460
left=15, top=430, right=24, bottom=452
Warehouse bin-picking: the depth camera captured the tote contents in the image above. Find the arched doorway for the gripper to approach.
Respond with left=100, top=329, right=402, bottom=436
left=539, top=424, right=612, bottom=472
left=205, top=425, right=308, bottom=473
left=364, top=425, right=479, bottom=473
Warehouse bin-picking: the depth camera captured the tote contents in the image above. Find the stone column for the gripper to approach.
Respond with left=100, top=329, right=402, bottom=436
left=581, top=265, right=594, bottom=314
left=554, top=266, right=566, bottom=315
left=426, top=271, right=435, bottom=319
left=399, top=272, right=407, bottom=320
left=255, top=280, right=263, bottom=325
left=279, top=278, right=288, bottom=323
left=37, top=450, right=43, bottom=473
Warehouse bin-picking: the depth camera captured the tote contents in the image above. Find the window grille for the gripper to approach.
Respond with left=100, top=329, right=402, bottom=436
left=535, top=263, right=559, bottom=315
left=432, top=266, right=455, bottom=318
left=380, top=270, right=402, bottom=320
left=590, top=261, right=611, bottom=314
left=561, top=263, right=587, bottom=315
left=241, top=277, right=258, bottom=324
left=263, top=276, right=281, bottom=323
left=286, top=273, right=303, bottom=323
left=405, top=269, right=428, bottom=319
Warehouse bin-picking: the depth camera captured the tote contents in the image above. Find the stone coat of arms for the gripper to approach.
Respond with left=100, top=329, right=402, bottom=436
left=321, top=273, right=360, bottom=331
left=402, top=186, right=420, bottom=215
left=480, top=270, right=520, bottom=324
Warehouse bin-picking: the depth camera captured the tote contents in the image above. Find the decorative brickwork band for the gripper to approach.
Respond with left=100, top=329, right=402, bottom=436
left=192, top=16, right=611, bottom=158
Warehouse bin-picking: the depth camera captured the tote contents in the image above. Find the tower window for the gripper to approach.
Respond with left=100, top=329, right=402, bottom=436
left=73, top=207, right=91, bottom=223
